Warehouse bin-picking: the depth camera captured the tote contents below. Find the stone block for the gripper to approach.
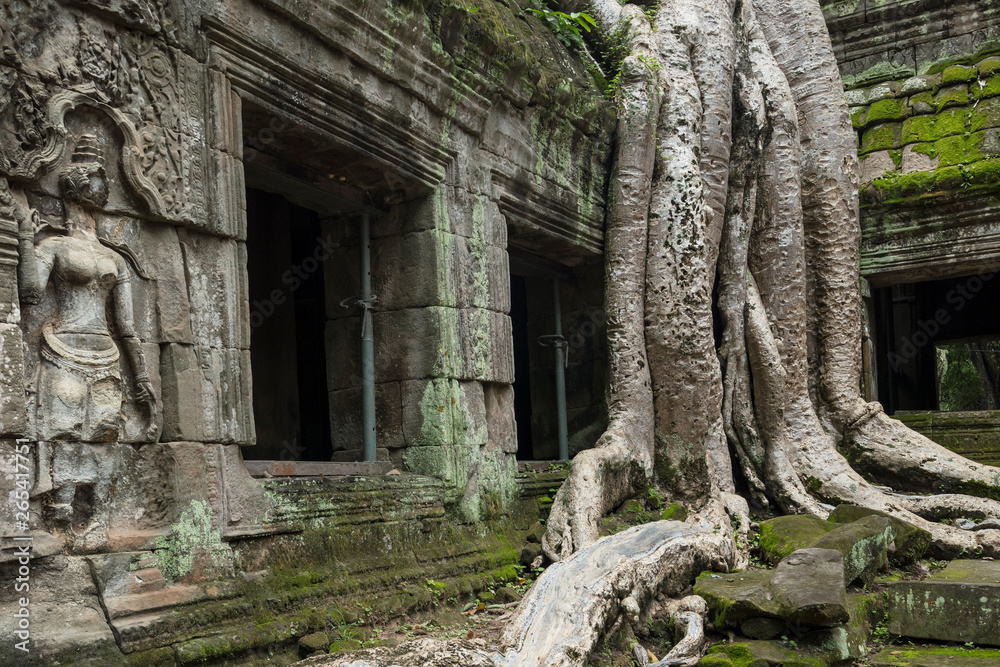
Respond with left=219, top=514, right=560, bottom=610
left=329, top=382, right=404, bottom=453
left=812, top=515, right=895, bottom=584
left=901, top=144, right=939, bottom=174
left=871, top=646, right=1000, bottom=666
left=828, top=504, right=931, bottom=565
left=402, top=444, right=477, bottom=493
left=694, top=570, right=779, bottom=629
left=887, top=559, right=1000, bottom=646
left=487, top=245, right=510, bottom=313
left=770, top=548, right=850, bottom=627
left=0, top=556, right=120, bottom=664
left=490, top=311, right=514, bottom=383
left=325, top=317, right=362, bottom=390
left=159, top=343, right=207, bottom=442
left=401, top=378, right=487, bottom=448
left=158, top=345, right=252, bottom=445
left=758, top=514, right=835, bottom=563
left=860, top=150, right=897, bottom=183
left=374, top=307, right=461, bottom=381
left=485, top=383, right=517, bottom=454
left=372, top=229, right=449, bottom=310
left=134, top=222, right=194, bottom=344
left=0, top=323, right=25, bottom=437
left=178, top=230, right=246, bottom=349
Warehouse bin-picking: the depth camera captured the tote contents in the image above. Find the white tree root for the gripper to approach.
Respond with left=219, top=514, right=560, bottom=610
left=303, top=525, right=730, bottom=667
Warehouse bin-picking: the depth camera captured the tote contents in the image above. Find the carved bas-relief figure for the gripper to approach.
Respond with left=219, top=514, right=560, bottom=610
left=14, top=135, right=156, bottom=442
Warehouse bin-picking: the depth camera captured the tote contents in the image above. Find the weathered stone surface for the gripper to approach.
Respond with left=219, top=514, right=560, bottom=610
left=694, top=570, right=780, bottom=629
left=888, top=559, right=1000, bottom=646
left=812, top=515, right=895, bottom=584
left=739, top=616, right=786, bottom=640
left=697, top=641, right=825, bottom=666
left=485, top=383, right=517, bottom=454
left=0, top=324, right=25, bottom=436
left=871, top=646, right=1000, bottom=667
left=770, top=549, right=850, bottom=627
left=0, top=531, right=63, bottom=563
left=299, top=631, right=331, bottom=657
left=760, top=512, right=898, bottom=583
left=329, top=382, right=405, bottom=453
left=828, top=504, right=931, bottom=565
left=401, top=379, right=487, bottom=448
left=758, top=514, right=836, bottom=563
left=0, top=556, right=120, bottom=664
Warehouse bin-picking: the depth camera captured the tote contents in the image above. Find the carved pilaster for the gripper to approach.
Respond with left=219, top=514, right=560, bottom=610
left=0, top=179, right=26, bottom=437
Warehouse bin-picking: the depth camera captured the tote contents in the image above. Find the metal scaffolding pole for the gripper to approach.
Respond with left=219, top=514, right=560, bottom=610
left=360, top=212, right=376, bottom=462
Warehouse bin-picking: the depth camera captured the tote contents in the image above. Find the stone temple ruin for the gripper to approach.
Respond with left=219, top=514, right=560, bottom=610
left=1, top=0, right=1000, bottom=664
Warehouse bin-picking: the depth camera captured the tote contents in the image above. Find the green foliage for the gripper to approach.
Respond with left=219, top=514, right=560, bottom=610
left=524, top=0, right=596, bottom=53
left=937, top=343, right=998, bottom=411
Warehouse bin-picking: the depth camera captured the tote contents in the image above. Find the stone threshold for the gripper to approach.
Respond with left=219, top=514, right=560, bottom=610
left=244, top=460, right=395, bottom=477
left=518, top=460, right=569, bottom=472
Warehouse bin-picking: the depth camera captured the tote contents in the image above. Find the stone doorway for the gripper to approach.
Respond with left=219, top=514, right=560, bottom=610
left=244, top=188, right=333, bottom=461
left=508, top=250, right=607, bottom=461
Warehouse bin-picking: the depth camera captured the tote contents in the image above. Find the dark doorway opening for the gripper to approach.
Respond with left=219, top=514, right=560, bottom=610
left=244, top=188, right=332, bottom=460
left=873, top=272, right=1000, bottom=414
left=510, top=274, right=535, bottom=460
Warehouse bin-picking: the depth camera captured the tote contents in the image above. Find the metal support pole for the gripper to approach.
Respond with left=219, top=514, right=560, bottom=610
left=553, top=279, right=568, bottom=461
left=361, top=213, right=376, bottom=462
left=540, top=279, right=569, bottom=461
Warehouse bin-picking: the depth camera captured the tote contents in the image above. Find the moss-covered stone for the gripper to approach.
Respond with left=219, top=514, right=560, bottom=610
left=758, top=515, right=834, bottom=564
left=973, top=74, right=1000, bottom=100
left=827, top=505, right=930, bottom=565
left=900, top=109, right=970, bottom=145
left=866, top=98, right=911, bottom=125
left=934, top=84, right=971, bottom=111
left=694, top=570, right=779, bottom=629
left=329, top=638, right=364, bottom=653
left=887, top=560, right=1000, bottom=646
left=861, top=124, right=899, bottom=153
left=871, top=646, right=1000, bottom=666
left=942, top=65, right=979, bottom=85
left=661, top=503, right=688, bottom=521
left=979, top=57, right=1000, bottom=77
left=701, top=641, right=827, bottom=667
left=299, top=631, right=331, bottom=656
left=812, top=515, right=895, bottom=584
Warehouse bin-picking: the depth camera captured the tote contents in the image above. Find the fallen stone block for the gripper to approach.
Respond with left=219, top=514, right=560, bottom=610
left=887, top=559, right=1000, bottom=646
left=828, top=504, right=931, bottom=565
left=812, top=515, right=895, bottom=584
left=770, top=548, right=850, bottom=627
left=758, top=514, right=835, bottom=563
left=693, top=570, right=780, bottom=630
left=759, top=511, right=905, bottom=584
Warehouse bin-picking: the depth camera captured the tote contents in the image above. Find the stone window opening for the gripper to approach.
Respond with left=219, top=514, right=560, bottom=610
left=869, top=271, right=1000, bottom=467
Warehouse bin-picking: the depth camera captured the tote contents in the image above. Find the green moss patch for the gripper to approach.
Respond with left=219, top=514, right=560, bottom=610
left=861, top=125, right=900, bottom=153
left=757, top=515, right=834, bottom=564
left=871, top=646, right=1000, bottom=666
left=942, top=65, right=978, bottom=85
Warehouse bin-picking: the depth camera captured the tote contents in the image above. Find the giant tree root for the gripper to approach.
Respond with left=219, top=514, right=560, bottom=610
left=299, top=522, right=731, bottom=667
